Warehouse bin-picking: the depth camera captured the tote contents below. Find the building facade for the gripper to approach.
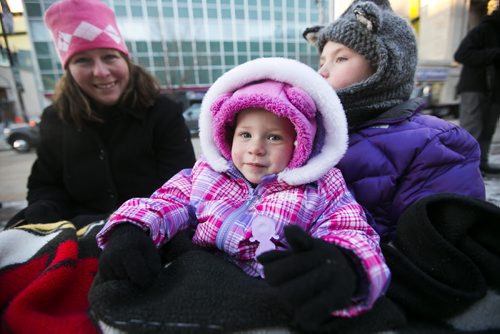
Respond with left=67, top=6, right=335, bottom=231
left=25, top=0, right=329, bottom=98
left=1, top=0, right=497, bottom=120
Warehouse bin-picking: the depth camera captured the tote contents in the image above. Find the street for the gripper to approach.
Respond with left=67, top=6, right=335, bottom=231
left=1, top=131, right=500, bottom=229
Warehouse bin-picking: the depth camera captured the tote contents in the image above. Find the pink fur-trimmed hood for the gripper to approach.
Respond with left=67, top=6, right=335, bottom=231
left=199, top=57, right=347, bottom=186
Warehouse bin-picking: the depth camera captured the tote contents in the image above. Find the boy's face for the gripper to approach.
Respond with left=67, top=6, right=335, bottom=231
left=231, top=108, right=296, bottom=185
left=319, top=41, right=375, bottom=90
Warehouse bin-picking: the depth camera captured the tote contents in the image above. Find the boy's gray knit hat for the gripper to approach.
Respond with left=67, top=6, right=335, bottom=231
left=303, top=0, right=417, bottom=128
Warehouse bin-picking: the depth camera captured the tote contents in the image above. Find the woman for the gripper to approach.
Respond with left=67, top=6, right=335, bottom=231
left=6, top=0, right=195, bottom=229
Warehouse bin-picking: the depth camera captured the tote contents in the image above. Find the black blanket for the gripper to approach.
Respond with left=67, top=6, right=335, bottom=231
left=88, top=193, right=500, bottom=333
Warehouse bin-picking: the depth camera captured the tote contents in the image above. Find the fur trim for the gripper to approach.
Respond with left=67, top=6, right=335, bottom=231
left=199, top=57, right=347, bottom=186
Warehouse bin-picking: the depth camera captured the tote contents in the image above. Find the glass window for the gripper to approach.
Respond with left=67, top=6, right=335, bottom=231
left=275, top=42, right=284, bottom=52
left=178, top=7, right=189, bottom=18
left=114, top=5, right=127, bottom=16
left=136, top=41, right=149, bottom=53
left=181, top=42, right=193, bottom=52
left=131, top=5, right=143, bottom=17
left=250, top=42, right=260, bottom=52
left=235, top=9, right=245, bottom=19
left=263, top=42, right=272, bottom=52
left=25, top=3, right=42, bottom=16
left=147, top=6, right=159, bottom=17
left=274, top=10, right=282, bottom=20
left=167, top=42, right=178, bottom=52
left=42, top=74, right=58, bottom=91
left=184, top=69, right=195, bottom=84
left=169, top=70, right=181, bottom=86
left=197, top=55, right=209, bottom=66
left=221, top=9, right=231, bottom=18
left=154, top=56, right=165, bottom=67
left=249, top=10, right=258, bottom=20
left=223, top=41, right=233, bottom=52
left=193, top=8, right=203, bottom=18
left=261, top=11, right=270, bottom=20
left=152, top=42, right=163, bottom=52
left=138, top=56, right=150, bottom=67
left=237, top=55, right=247, bottom=64
left=196, top=42, right=207, bottom=52
left=37, top=58, right=53, bottom=70
left=34, top=42, right=50, bottom=56
left=163, top=6, right=174, bottom=17
left=211, top=55, right=222, bottom=65
left=208, top=8, right=218, bottom=18
left=199, top=69, right=210, bottom=84
left=183, top=55, right=194, bottom=66
left=287, top=42, right=296, bottom=52
left=168, top=56, right=180, bottom=66
left=224, top=55, right=235, bottom=66
left=155, top=70, right=167, bottom=86
left=212, top=69, right=223, bottom=81
left=237, top=41, right=247, bottom=52
left=210, top=42, right=221, bottom=52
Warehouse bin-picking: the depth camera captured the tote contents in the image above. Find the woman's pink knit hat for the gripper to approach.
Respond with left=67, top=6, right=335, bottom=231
left=211, top=80, right=317, bottom=169
left=44, top=0, right=129, bottom=68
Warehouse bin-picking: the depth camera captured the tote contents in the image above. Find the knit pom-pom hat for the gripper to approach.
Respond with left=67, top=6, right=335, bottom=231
left=303, top=0, right=417, bottom=128
left=200, top=57, right=347, bottom=186
left=44, top=0, right=129, bottom=68
left=211, top=80, right=317, bottom=169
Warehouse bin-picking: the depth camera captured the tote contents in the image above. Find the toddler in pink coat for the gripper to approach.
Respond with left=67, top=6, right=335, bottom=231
left=96, top=57, right=390, bottom=331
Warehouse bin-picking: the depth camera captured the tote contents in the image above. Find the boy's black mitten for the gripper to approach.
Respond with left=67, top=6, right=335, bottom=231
left=98, top=223, right=161, bottom=288
left=258, top=225, right=358, bottom=331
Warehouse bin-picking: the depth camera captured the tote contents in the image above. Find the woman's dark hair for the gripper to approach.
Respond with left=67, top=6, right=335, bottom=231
left=52, top=54, right=160, bottom=128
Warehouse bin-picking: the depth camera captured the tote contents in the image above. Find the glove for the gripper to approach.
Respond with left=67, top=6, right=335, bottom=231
left=25, top=200, right=64, bottom=224
left=258, top=225, right=357, bottom=332
left=98, top=224, right=162, bottom=289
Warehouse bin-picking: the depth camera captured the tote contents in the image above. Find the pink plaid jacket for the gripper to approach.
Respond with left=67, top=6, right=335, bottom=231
left=97, top=158, right=390, bottom=317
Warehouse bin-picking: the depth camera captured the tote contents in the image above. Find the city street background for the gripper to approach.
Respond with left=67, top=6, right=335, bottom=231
left=1, top=124, right=500, bottom=229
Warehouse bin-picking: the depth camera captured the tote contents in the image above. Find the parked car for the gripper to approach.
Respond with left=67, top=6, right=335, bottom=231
left=411, top=85, right=459, bottom=119
left=183, top=103, right=201, bottom=136
left=3, top=121, right=40, bottom=153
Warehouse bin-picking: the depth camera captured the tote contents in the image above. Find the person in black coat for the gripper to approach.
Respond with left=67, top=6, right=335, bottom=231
left=5, top=0, right=196, bottom=229
left=454, top=8, right=500, bottom=175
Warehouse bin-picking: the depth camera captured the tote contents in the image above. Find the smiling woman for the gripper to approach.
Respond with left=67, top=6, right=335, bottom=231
left=5, top=0, right=196, bottom=229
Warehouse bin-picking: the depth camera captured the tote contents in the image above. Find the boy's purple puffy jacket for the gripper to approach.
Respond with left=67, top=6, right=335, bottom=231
left=338, top=98, right=485, bottom=241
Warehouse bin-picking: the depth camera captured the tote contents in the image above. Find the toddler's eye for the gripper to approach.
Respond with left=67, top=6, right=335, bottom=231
left=238, top=132, right=251, bottom=139
left=268, top=134, right=282, bottom=141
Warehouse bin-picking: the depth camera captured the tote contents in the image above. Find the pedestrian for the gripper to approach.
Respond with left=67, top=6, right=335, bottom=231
left=303, top=0, right=485, bottom=241
left=454, top=8, right=500, bottom=175
left=96, top=57, right=390, bottom=331
left=5, top=0, right=195, bottom=230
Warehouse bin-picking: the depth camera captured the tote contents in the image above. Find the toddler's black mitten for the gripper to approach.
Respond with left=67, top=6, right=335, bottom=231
left=98, top=223, right=161, bottom=288
left=258, top=225, right=358, bottom=332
